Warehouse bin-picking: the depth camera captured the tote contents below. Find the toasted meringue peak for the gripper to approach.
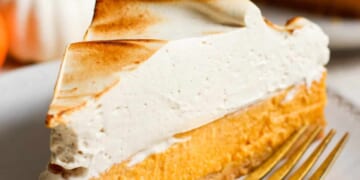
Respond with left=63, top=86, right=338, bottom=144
left=85, top=0, right=263, bottom=40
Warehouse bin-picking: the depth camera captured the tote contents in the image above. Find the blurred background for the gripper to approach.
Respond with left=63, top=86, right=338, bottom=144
left=0, top=0, right=95, bottom=69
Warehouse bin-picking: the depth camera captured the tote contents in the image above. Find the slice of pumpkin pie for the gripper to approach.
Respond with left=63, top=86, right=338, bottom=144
left=40, top=0, right=329, bottom=179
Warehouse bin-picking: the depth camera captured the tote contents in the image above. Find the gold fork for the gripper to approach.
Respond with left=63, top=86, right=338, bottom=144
left=245, top=126, right=349, bottom=180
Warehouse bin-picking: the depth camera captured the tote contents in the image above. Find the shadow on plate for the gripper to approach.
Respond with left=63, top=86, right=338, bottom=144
left=0, top=99, right=50, bottom=180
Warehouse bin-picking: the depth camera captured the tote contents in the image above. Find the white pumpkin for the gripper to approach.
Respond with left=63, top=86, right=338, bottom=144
left=0, top=0, right=95, bottom=62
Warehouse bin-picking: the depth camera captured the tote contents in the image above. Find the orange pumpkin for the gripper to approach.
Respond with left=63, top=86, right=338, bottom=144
left=0, top=0, right=94, bottom=63
left=0, top=13, right=8, bottom=67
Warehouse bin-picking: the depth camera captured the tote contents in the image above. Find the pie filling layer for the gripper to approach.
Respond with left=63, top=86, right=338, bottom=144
left=95, top=73, right=327, bottom=180
left=42, top=73, right=326, bottom=179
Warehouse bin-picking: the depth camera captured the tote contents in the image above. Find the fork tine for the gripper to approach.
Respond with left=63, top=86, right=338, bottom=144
left=268, top=126, right=322, bottom=180
left=245, top=126, right=308, bottom=180
left=309, top=132, right=349, bottom=180
left=288, top=129, right=336, bottom=180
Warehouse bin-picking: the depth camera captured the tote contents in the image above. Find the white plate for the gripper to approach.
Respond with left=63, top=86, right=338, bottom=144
left=258, top=5, right=360, bottom=49
left=0, top=61, right=60, bottom=180
left=0, top=62, right=359, bottom=179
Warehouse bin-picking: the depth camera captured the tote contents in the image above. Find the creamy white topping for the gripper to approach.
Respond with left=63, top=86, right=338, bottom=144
left=41, top=1, right=329, bottom=179
left=127, top=137, right=191, bottom=167
left=282, top=87, right=299, bottom=104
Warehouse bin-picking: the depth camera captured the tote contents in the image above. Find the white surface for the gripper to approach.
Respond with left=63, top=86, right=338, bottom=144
left=328, top=54, right=360, bottom=108
left=0, top=60, right=359, bottom=179
left=0, top=61, right=60, bottom=180
left=259, top=5, right=360, bottom=49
